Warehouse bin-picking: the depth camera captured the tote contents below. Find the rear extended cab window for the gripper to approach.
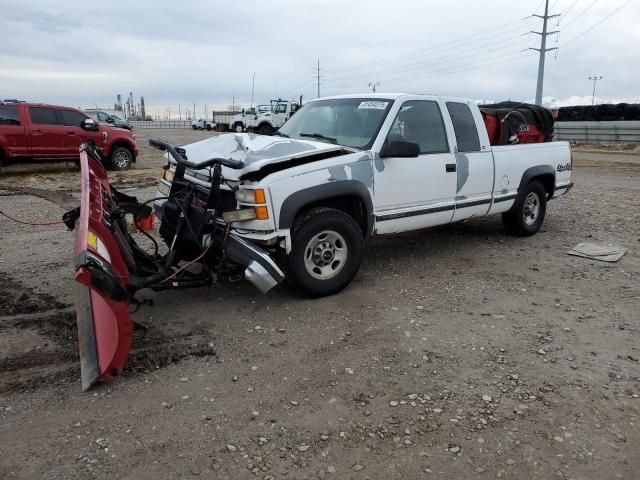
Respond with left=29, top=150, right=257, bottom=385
left=446, top=102, right=481, bottom=152
left=29, top=107, right=59, bottom=125
left=0, top=105, right=21, bottom=125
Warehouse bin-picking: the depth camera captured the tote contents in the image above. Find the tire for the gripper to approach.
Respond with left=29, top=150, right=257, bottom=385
left=192, top=125, right=197, bottom=130
left=109, top=146, right=133, bottom=171
left=502, top=180, right=547, bottom=237
left=206, top=124, right=212, bottom=131
left=258, top=123, right=274, bottom=136
left=233, top=123, right=244, bottom=133
left=286, top=207, right=364, bottom=298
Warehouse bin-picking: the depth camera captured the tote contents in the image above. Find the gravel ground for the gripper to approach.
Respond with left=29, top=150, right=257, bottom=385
left=0, top=133, right=638, bottom=479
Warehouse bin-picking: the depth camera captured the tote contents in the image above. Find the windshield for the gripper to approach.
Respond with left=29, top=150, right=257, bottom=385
left=278, top=98, right=393, bottom=150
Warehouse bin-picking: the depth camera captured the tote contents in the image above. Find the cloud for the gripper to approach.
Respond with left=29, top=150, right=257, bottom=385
left=0, top=0, right=638, bottom=117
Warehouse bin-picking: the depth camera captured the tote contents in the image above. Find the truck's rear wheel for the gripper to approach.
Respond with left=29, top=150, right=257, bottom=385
left=192, top=125, right=197, bottom=130
left=258, top=123, right=274, bottom=136
left=286, top=207, right=363, bottom=298
left=206, top=124, right=212, bottom=131
left=502, top=180, right=546, bottom=237
left=109, top=146, right=133, bottom=171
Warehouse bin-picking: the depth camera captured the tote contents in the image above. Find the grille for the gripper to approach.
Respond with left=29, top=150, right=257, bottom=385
left=216, top=190, right=237, bottom=215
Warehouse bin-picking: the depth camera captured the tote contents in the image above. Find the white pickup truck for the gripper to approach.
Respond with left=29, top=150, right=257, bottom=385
left=156, top=93, right=573, bottom=297
left=245, top=100, right=301, bottom=135
left=69, top=93, right=573, bottom=388
left=191, top=118, right=215, bottom=130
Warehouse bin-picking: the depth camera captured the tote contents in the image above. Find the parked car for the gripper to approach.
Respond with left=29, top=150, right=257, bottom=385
left=85, top=109, right=133, bottom=131
left=0, top=102, right=138, bottom=171
left=68, top=92, right=573, bottom=389
left=191, top=118, right=215, bottom=130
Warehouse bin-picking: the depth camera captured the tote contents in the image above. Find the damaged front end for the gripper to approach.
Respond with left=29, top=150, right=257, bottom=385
left=65, top=140, right=284, bottom=390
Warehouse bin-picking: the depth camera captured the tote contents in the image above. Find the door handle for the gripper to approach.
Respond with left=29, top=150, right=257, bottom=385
left=67, top=131, right=76, bottom=135
left=446, top=163, right=457, bottom=173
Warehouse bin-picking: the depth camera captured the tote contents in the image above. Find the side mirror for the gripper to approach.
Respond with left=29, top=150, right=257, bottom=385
left=380, top=140, right=420, bottom=158
left=81, top=119, right=99, bottom=131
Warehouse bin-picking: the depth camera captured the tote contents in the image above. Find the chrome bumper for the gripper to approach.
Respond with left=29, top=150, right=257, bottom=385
left=223, top=233, right=285, bottom=293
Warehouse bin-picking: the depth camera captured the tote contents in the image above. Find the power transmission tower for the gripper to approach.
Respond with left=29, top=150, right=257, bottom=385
left=589, top=76, right=603, bottom=106
left=368, top=82, right=380, bottom=93
left=531, top=0, right=559, bottom=105
left=316, top=59, right=321, bottom=98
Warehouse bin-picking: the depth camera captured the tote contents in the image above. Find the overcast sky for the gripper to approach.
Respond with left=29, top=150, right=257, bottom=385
left=1, top=0, right=637, bottom=117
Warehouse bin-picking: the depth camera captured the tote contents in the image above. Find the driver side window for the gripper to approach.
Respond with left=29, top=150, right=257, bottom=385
left=386, top=100, right=449, bottom=155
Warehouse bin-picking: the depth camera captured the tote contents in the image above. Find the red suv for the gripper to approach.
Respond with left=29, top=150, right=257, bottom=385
left=0, top=101, right=138, bottom=172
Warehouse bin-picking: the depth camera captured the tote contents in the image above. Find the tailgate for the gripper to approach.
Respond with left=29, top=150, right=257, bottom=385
left=73, top=148, right=133, bottom=390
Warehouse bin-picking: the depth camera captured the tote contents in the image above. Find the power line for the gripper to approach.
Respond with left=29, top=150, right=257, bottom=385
left=324, top=30, right=532, bottom=83
left=562, top=0, right=581, bottom=17
left=324, top=15, right=532, bottom=75
left=562, top=0, right=601, bottom=28
left=561, top=0, right=632, bottom=46
left=326, top=50, right=535, bottom=91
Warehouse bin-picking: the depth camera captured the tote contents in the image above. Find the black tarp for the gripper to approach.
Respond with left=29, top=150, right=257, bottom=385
left=480, top=101, right=555, bottom=144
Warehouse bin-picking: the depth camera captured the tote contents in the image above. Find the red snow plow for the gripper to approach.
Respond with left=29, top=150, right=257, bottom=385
left=63, top=140, right=284, bottom=390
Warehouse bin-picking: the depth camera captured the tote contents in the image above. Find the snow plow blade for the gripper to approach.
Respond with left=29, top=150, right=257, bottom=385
left=72, top=146, right=133, bottom=390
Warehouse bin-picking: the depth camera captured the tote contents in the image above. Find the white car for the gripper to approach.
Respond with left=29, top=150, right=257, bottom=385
left=157, top=93, right=572, bottom=297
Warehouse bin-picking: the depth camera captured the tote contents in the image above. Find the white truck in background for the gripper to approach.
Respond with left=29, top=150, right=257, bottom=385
left=229, top=105, right=271, bottom=133
left=156, top=93, right=573, bottom=297
left=191, top=118, right=215, bottom=130
left=245, top=99, right=301, bottom=135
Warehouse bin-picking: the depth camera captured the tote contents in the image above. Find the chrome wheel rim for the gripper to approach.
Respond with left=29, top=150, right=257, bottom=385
left=303, top=230, right=348, bottom=280
left=523, top=192, right=540, bottom=226
left=235, top=124, right=243, bottom=133
left=113, top=150, right=130, bottom=169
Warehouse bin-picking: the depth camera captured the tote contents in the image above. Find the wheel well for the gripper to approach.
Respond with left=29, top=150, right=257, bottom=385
left=531, top=173, right=555, bottom=199
left=109, top=142, right=135, bottom=161
left=294, top=195, right=369, bottom=237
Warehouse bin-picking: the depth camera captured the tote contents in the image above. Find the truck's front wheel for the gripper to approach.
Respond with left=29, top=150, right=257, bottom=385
left=287, top=207, right=363, bottom=298
left=502, top=180, right=547, bottom=237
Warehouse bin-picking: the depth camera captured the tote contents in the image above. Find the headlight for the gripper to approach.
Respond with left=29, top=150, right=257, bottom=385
left=235, top=188, right=266, bottom=204
left=223, top=209, right=257, bottom=223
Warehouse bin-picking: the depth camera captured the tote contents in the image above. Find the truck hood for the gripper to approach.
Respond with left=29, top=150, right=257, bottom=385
left=176, top=133, right=352, bottom=180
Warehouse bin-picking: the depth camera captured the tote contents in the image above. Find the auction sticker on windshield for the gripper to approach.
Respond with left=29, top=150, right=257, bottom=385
left=358, top=101, right=389, bottom=110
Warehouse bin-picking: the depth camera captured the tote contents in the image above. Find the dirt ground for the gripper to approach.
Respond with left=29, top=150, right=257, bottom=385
left=0, top=131, right=638, bottom=480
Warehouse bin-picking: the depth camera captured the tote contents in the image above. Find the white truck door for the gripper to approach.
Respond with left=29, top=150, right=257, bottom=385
left=444, top=101, right=494, bottom=222
left=373, top=99, right=457, bottom=234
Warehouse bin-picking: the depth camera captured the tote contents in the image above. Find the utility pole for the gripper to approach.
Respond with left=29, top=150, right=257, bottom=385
left=316, top=59, right=321, bottom=98
left=193, top=102, right=196, bottom=120
left=368, top=81, right=380, bottom=93
left=589, top=76, right=603, bottom=106
left=531, top=0, right=559, bottom=105
left=251, top=72, right=256, bottom=108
